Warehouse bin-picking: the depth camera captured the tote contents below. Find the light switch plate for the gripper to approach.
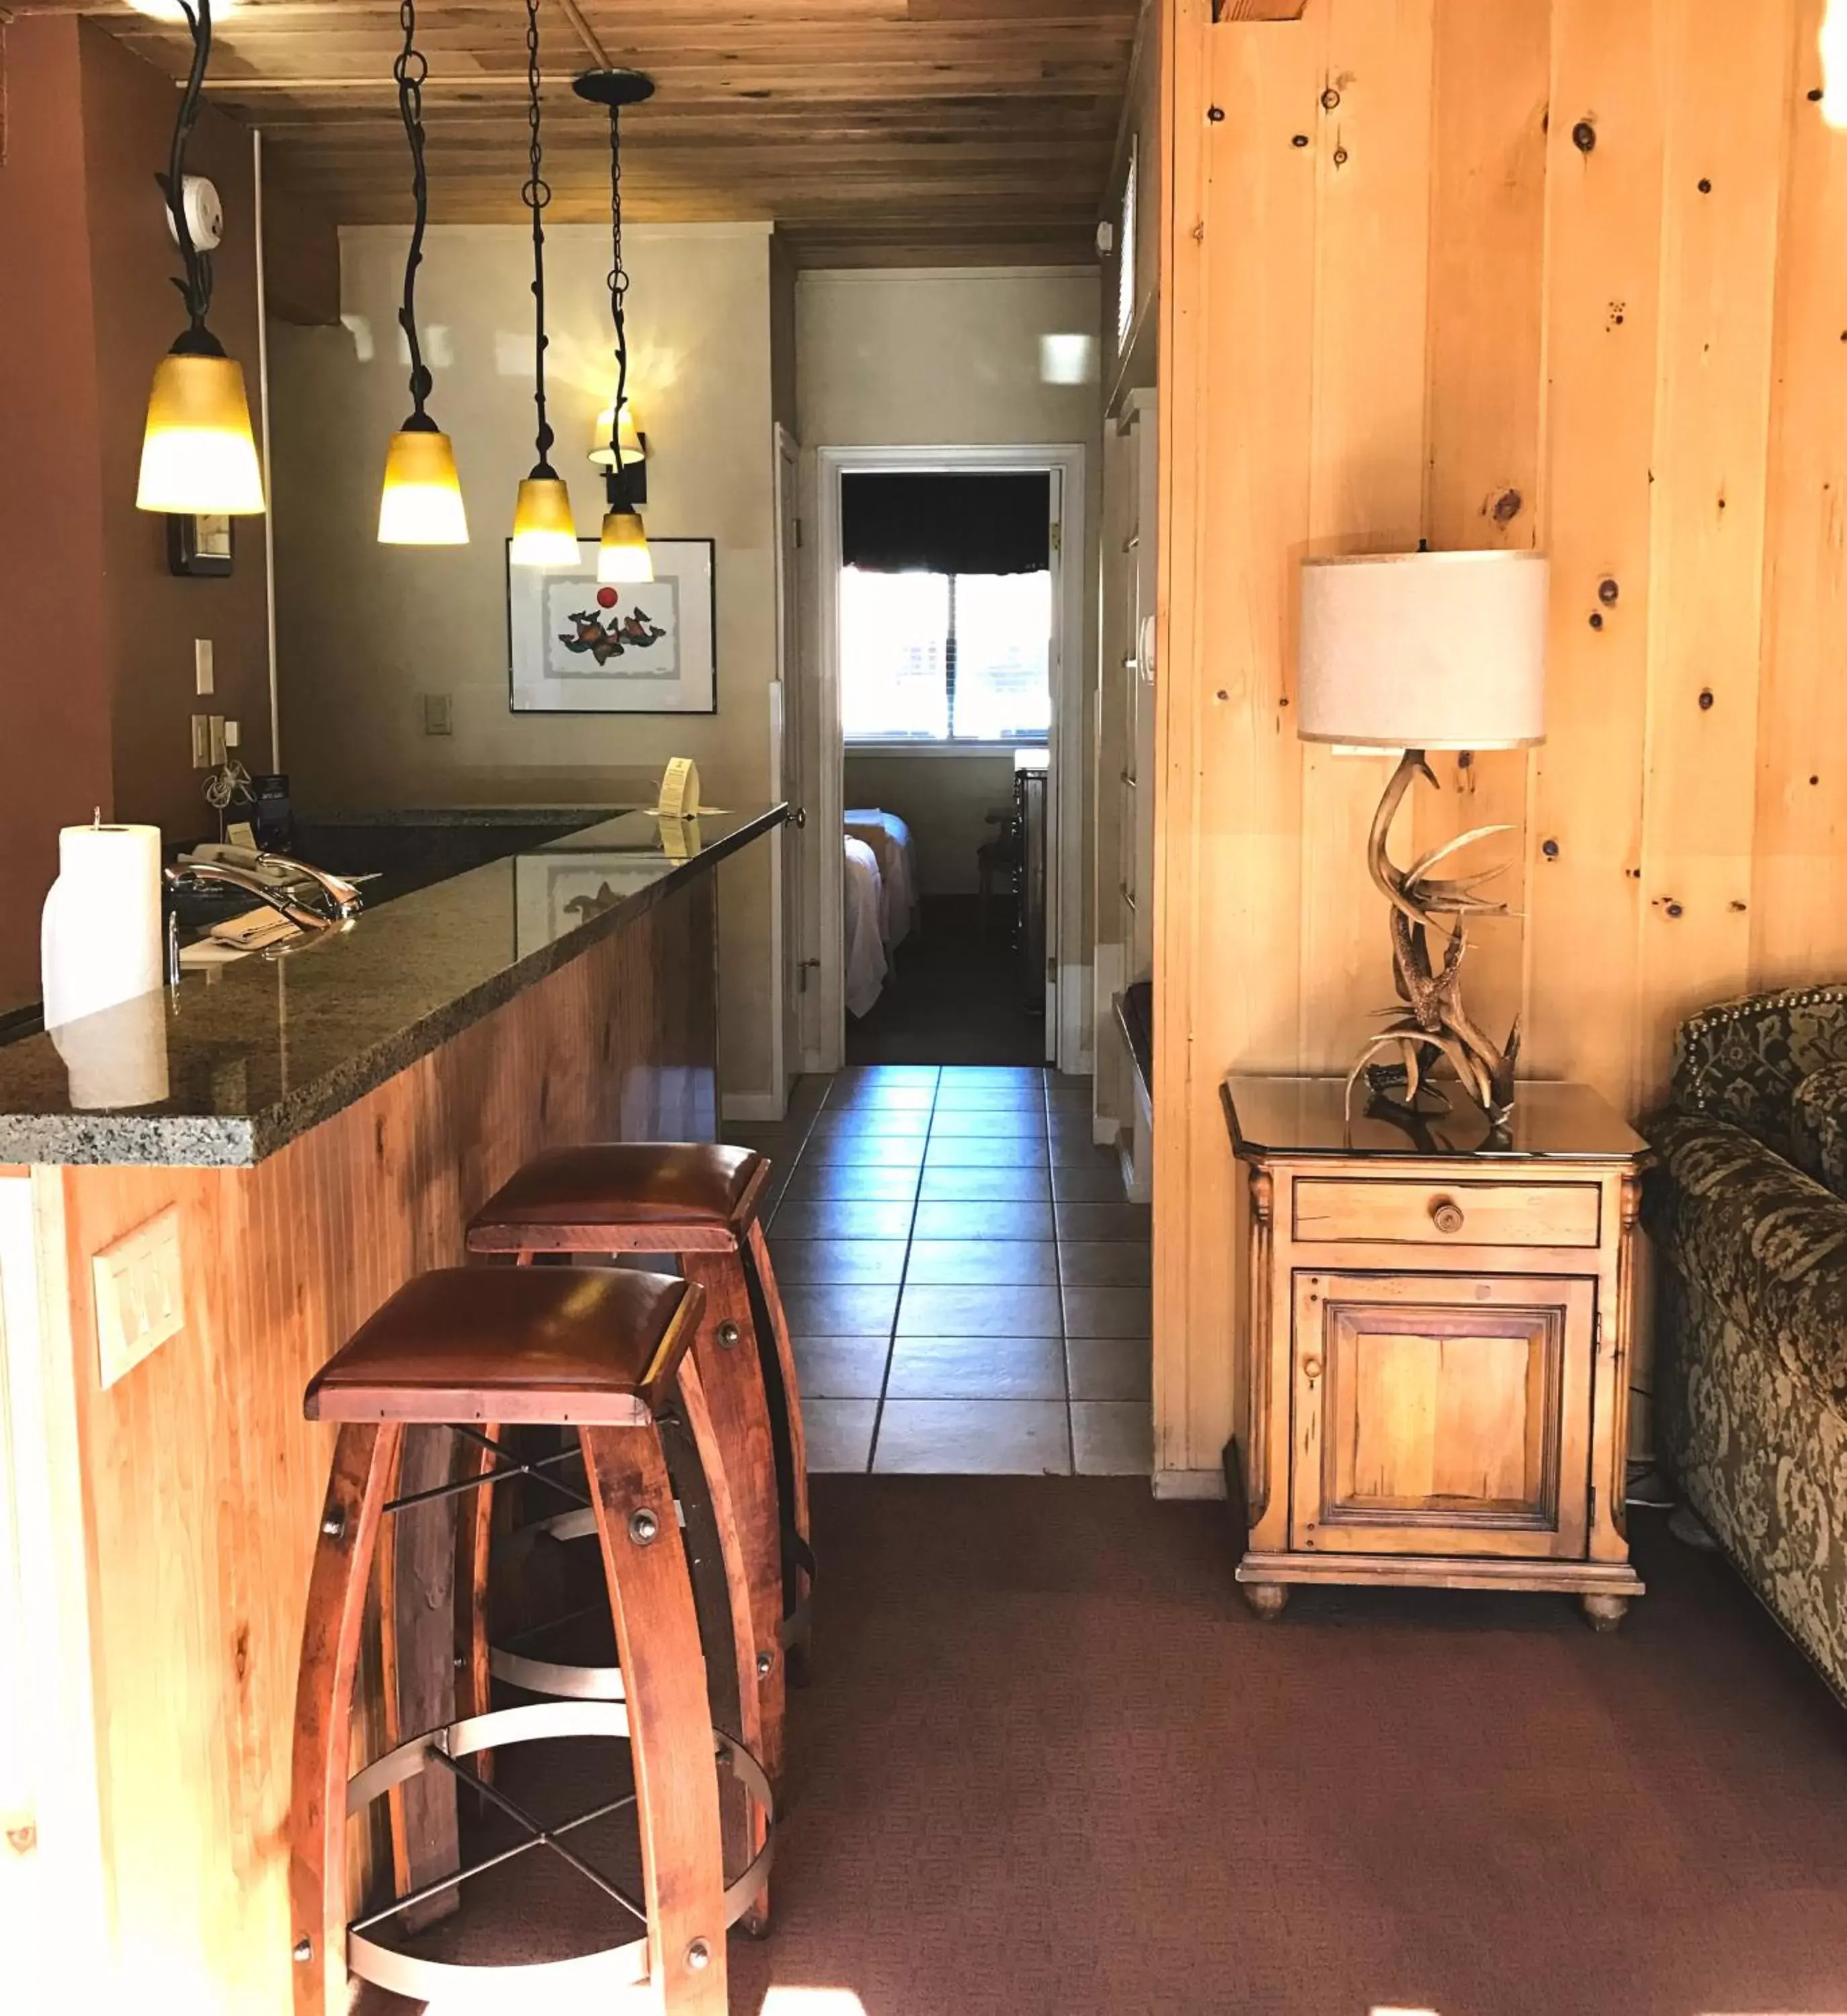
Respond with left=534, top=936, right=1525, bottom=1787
left=194, top=638, right=214, bottom=695
left=209, top=714, right=227, bottom=765
left=191, top=714, right=213, bottom=769
left=93, top=1206, right=186, bottom=1389
left=423, top=692, right=454, bottom=737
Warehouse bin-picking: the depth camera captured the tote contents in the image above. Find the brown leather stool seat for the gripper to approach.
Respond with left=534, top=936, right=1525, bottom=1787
left=466, top=1142, right=813, bottom=1801
left=304, top=1266, right=691, bottom=1423
left=465, top=1142, right=766, bottom=1248
left=290, top=1265, right=771, bottom=2016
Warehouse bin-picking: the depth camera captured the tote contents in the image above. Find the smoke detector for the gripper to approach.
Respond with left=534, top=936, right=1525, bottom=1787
left=165, top=173, right=224, bottom=253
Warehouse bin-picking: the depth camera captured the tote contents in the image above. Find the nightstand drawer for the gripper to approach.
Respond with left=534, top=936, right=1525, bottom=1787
left=1292, top=1177, right=1602, bottom=1249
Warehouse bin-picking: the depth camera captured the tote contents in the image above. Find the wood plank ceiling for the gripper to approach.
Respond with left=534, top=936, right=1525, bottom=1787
left=63, top=0, right=1142, bottom=264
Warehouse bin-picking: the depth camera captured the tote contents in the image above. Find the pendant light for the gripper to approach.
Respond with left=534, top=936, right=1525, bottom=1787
left=136, top=0, right=265, bottom=517
left=507, top=0, right=577, bottom=565
left=378, top=0, right=468, bottom=546
left=574, top=67, right=655, bottom=585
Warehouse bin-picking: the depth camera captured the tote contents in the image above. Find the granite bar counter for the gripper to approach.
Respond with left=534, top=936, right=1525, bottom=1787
left=0, top=802, right=784, bottom=1164
left=0, top=802, right=783, bottom=2015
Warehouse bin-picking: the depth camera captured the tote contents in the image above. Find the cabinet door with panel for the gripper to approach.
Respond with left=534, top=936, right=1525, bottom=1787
left=1290, top=1270, right=1596, bottom=1561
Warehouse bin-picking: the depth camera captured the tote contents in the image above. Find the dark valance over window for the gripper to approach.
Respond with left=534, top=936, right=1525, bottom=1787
left=842, top=471, right=1051, bottom=576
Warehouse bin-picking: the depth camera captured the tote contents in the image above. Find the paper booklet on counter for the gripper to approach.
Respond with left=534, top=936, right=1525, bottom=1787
left=648, top=758, right=726, bottom=859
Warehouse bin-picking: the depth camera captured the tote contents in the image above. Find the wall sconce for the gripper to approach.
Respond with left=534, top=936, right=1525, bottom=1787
left=588, top=398, right=648, bottom=505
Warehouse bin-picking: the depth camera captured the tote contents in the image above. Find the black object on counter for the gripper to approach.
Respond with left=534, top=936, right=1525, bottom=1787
left=251, top=773, right=294, bottom=850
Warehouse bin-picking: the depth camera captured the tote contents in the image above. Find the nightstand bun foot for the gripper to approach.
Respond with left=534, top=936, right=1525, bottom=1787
left=1580, top=1593, right=1630, bottom=1633
left=1240, top=1581, right=1290, bottom=1622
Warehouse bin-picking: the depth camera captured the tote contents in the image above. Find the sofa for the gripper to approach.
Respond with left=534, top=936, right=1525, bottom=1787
left=1647, top=984, right=1847, bottom=1705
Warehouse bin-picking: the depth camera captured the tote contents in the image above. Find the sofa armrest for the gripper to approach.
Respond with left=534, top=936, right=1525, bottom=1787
left=1671, top=984, right=1847, bottom=1152
left=1647, top=1109, right=1847, bottom=1413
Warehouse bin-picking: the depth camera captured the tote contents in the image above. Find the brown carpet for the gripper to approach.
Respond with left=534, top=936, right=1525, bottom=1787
left=731, top=1478, right=1847, bottom=2016
left=384, top=1478, right=1847, bottom=2015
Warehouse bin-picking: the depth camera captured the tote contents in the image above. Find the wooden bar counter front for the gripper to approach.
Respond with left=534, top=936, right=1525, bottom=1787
left=0, top=806, right=782, bottom=2015
left=1221, top=1077, right=1648, bottom=1630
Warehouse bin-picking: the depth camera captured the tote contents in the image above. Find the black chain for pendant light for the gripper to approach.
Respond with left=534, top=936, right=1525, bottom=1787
left=159, top=0, right=219, bottom=347
left=606, top=106, right=630, bottom=486
left=394, top=0, right=435, bottom=423
left=522, top=0, right=556, bottom=474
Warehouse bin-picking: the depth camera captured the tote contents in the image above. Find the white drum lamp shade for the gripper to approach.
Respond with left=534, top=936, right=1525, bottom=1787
left=1298, top=549, right=1549, bottom=751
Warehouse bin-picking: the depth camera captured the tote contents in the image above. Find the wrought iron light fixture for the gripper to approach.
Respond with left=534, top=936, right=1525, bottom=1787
left=575, top=66, right=655, bottom=585
left=378, top=0, right=468, bottom=545
left=135, top=0, right=266, bottom=517
left=507, top=0, right=577, bottom=565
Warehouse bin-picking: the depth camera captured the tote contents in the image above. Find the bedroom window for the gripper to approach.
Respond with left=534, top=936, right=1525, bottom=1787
left=841, top=567, right=1051, bottom=743
left=839, top=469, right=1054, bottom=746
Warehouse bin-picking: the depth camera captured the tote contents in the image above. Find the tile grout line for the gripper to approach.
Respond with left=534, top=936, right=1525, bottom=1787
left=1046, top=1071, right=1076, bottom=1474
left=862, top=1064, right=934, bottom=1474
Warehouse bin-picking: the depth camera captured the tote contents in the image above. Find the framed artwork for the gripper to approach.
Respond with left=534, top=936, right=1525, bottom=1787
left=514, top=849, right=669, bottom=958
left=507, top=537, right=717, bottom=716
left=167, top=513, right=234, bottom=577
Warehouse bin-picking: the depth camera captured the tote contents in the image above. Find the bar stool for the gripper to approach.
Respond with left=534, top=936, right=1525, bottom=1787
left=465, top=1144, right=813, bottom=1795
left=289, top=1265, right=773, bottom=2016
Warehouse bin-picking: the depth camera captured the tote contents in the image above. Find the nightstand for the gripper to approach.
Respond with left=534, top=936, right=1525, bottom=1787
left=1221, top=1077, right=1648, bottom=1629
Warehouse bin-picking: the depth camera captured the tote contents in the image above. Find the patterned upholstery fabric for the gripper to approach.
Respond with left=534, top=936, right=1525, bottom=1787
left=1791, top=1064, right=1847, bottom=1200
left=1649, top=983, right=1847, bottom=1706
left=1670, top=984, right=1847, bottom=1157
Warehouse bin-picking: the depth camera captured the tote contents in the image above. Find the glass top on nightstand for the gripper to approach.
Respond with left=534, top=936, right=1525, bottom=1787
left=1222, top=1077, right=1649, bottom=1163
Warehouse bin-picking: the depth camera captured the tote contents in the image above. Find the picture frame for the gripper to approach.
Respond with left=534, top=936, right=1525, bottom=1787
left=513, top=848, right=671, bottom=958
left=506, top=536, right=717, bottom=716
left=167, top=512, right=234, bottom=578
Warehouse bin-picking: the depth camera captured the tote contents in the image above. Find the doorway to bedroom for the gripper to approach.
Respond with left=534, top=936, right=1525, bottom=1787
left=806, top=446, right=1085, bottom=1074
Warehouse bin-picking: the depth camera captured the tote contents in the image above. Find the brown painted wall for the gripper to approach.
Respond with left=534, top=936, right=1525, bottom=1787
left=0, top=17, right=272, bottom=1006
left=0, top=19, right=115, bottom=1006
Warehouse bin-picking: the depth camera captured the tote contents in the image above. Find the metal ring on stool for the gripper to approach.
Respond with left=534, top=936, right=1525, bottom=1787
left=486, top=1503, right=687, bottom=1701
left=343, top=1699, right=774, bottom=2004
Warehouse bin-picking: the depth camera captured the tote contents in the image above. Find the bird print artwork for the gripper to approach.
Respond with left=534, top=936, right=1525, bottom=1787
left=557, top=586, right=669, bottom=665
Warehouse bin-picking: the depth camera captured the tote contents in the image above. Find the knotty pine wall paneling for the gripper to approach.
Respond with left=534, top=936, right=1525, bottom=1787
left=1154, top=0, right=1847, bottom=1488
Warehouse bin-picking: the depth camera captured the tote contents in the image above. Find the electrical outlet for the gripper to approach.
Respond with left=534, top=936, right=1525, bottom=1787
left=223, top=718, right=241, bottom=750
left=194, top=638, right=214, bottom=695
left=208, top=715, right=227, bottom=765
left=423, top=692, right=454, bottom=737
left=190, top=714, right=213, bottom=769
left=93, top=1207, right=186, bottom=1389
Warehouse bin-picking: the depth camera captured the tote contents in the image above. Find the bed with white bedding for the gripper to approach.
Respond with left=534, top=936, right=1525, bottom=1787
left=844, top=808, right=920, bottom=953
left=844, top=833, right=889, bottom=1018
left=842, top=808, right=923, bottom=1019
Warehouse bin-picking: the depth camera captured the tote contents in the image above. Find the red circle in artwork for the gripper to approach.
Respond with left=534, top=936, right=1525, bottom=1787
left=596, top=587, right=618, bottom=609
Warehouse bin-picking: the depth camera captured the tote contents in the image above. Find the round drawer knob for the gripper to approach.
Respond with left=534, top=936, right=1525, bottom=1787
left=1301, top=1355, right=1323, bottom=1382
left=1430, top=1198, right=1466, bottom=1235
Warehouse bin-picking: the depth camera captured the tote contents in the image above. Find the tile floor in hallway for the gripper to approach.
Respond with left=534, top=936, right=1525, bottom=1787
left=732, top=1065, right=1152, bottom=1476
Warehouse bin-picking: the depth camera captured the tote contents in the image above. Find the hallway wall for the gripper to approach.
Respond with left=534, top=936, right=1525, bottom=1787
left=1153, top=0, right=1847, bottom=1484
left=268, top=221, right=782, bottom=1105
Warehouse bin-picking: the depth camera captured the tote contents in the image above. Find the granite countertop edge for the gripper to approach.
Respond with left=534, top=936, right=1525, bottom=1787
left=0, top=806, right=784, bottom=1171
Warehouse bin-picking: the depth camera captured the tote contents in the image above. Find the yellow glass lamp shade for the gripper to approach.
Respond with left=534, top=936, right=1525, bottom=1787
left=378, top=425, right=468, bottom=546
left=136, top=351, right=266, bottom=515
left=589, top=400, right=646, bottom=468
left=509, top=474, right=579, bottom=566
left=597, top=504, right=653, bottom=584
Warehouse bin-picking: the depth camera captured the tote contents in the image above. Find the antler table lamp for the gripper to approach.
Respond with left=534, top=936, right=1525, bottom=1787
left=1297, top=549, right=1549, bottom=1126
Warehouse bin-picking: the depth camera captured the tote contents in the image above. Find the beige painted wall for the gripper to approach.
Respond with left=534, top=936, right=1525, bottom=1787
left=794, top=265, right=1105, bottom=1013
left=844, top=753, right=1019, bottom=896
left=268, top=221, right=781, bottom=1103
